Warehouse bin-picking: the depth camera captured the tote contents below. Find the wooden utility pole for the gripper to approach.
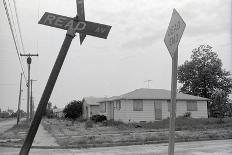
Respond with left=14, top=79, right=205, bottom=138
left=30, top=79, right=37, bottom=120
left=20, top=54, right=38, bottom=121
left=19, top=1, right=111, bottom=154
left=17, top=73, right=23, bottom=125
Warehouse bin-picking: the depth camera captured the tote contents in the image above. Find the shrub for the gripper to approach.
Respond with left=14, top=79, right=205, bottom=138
left=63, top=100, right=83, bottom=123
left=91, top=114, right=107, bottom=123
left=183, top=112, right=192, bottom=118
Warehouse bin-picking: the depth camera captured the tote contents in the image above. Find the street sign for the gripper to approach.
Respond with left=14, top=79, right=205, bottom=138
left=76, top=0, right=86, bottom=44
left=164, top=9, right=186, bottom=58
left=164, top=8, right=186, bottom=155
left=39, top=12, right=111, bottom=39
left=20, top=2, right=111, bottom=154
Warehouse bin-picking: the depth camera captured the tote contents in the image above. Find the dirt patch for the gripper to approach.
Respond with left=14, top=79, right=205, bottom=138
left=42, top=118, right=232, bottom=148
left=0, top=120, right=29, bottom=146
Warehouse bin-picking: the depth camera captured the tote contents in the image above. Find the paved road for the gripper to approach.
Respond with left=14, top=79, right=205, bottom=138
left=0, top=139, right=231, bottom=155
left=0, top=119, right=17, bottom=134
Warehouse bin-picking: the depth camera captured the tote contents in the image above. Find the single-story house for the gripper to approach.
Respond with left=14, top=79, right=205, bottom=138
left=53, top=108, right=64, bottom=118
left=82, top=97, right=105, bottom=119
left=98, top=88, right=209, bottom=123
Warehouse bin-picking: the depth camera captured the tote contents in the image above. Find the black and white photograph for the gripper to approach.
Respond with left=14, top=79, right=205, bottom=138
left=0, top=0, right=231, bottom=154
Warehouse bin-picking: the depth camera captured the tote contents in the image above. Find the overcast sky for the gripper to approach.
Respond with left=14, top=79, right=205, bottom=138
left=0, top=0, right=231, bottom=111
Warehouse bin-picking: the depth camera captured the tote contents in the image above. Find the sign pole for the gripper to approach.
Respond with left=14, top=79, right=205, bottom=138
left=168, top=47, right=178, bottom=155
left=19, top=28, right=76, bottom=155
left=164, top=9, right=185, bottom=155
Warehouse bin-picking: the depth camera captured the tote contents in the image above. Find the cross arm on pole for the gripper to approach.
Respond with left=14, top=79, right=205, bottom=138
left=20, top=53, right=39, bottom=57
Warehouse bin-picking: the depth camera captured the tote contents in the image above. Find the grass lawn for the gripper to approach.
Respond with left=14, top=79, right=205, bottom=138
left=42, top=117, right=232, bottom=147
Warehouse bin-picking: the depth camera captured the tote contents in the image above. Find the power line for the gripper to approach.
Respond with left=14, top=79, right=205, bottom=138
left=12, top=0, right=26, bottom=55
left=3, top=0, right=27, bottom=82
left=6, top=0, right=20, bottom=52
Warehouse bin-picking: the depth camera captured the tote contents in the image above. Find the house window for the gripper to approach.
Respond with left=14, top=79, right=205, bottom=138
left=187, top=101, right=197, bottom=111
left=167, top=100, right=171, bottom=112
left=133, top=100, right=143, bottom=111
left=101, top=103, right=106, bottom=113
left=116, top=100, right=121, bottom=110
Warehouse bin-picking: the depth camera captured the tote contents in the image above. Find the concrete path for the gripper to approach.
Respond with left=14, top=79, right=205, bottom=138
left=0, top=139, right=231, bottom=155
left=0, top=119, right=17, bottom=134
left=32, top=123, right=59, bottom=147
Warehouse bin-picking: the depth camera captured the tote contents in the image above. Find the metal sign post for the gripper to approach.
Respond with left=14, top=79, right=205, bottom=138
left=76, top=0, right=86, bottom=44
left=19, top=2, right=111, bottom=154
left=164, top=9, right=186, bottom=155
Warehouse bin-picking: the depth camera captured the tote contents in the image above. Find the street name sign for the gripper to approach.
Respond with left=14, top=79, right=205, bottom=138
left=20, top=2, right=111, bottom=154
left=39, top=12, right=111, bottom=39
left=76, top=0, right=86, bottom=44
left=164, top=9, right=186, bottom=58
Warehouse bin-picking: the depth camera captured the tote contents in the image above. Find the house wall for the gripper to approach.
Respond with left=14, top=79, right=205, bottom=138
left=113, top=99, right=208, bottom=123
left=162, top=100, right=208, bottom=119
left=99, top=102, right=109, bottom=119
left=90, top=105, right=100, bottom=117
left=114, top=100, right=155, bottom=122
left=82, top=101, right=90, bottom=119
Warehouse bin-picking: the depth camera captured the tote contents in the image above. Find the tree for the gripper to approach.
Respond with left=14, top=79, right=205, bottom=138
left=211, top=89, right=229, bottom=118
left=178, top=45, right=232, bottom=117
left=63, top=100, right=82, bottom=123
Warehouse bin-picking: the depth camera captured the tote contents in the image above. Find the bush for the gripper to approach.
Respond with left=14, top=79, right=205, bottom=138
left=183, top=112, right=192, bottom=118
left=91, top=114, right=107, bottom=123
left=63, top=100, right=83, bottom=122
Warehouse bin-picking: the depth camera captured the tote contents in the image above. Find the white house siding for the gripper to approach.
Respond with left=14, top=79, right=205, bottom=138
left=89, top=105, right=100, bottom=117
left=188, top=101, right=208, bottom=118
left=162, top=100, right=208, bottom=119
left=99, top=102, right=110, bottom=119
left=113, top=99, right=208, bottom=122
left=82, top=101, right=89, bottom=119
left=114, top=100, right=155, bottom=123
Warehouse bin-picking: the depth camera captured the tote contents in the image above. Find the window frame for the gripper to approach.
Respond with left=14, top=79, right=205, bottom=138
left=133, top=100, right=143, bottom=111
left=187, top=101, right=198, bottom=111
left=115, top=100, right=121, bottom=110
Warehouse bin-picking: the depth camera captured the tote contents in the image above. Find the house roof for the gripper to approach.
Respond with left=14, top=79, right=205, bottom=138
left=99, top=88, right=209, bottom=102
left=83, top=97, right=106, bottom=105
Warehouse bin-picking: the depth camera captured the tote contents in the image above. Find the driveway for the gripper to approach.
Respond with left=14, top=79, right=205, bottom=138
left=0, top=139, right=231, bottom=155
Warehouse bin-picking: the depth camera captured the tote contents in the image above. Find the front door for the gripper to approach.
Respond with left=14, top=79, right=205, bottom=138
left=154, top=101, right=162, bottom=120
left=108, top=102, right=114, bottom=120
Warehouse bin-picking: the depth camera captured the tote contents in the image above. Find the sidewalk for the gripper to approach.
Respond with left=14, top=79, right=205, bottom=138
left=32, top=123, right=59, bottom=147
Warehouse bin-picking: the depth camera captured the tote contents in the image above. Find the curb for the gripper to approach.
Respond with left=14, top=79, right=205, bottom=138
left=0, top=137, right=231, bottom=149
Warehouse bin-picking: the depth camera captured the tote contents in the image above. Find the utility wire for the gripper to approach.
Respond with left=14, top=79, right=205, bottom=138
left=12, top=0, right=26, bottom=55
left=6, top=0, right=20, bottom=53
left=3, top=0, right=27, bottom=82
